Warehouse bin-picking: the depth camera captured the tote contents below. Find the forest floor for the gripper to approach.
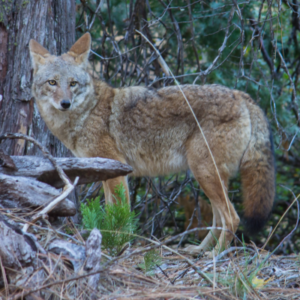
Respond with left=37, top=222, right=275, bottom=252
left=1, top=210, right=300, bottom=300
left=4, top=233, right=300, bottom=300
left=90, top=245, right=300, bottom=300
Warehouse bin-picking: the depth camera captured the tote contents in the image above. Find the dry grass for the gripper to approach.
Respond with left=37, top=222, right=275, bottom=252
left=88, top=246, right=300, bottom=300
left=1, top=219, right=300, bottom=300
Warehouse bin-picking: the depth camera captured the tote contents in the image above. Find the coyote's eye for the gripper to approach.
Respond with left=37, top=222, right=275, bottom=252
left=48, top=80, right=56, bottom=86
left=70, top=81, right=77, bottom=87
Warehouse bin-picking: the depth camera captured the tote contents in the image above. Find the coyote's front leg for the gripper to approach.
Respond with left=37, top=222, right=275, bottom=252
left=92, top=136, right=130, bottom=205
left=103, top=176, right=130, bottom=204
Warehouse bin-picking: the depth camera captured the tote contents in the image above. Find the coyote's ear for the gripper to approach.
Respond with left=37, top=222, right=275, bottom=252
left=29, top=39, right=50, bottom=72
left=68, top=33, right=91, bottom=66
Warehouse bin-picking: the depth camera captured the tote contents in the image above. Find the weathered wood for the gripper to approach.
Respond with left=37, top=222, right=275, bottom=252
left=0, top=216, right=48, bottom=299
left=0, top=149, right=16, bottom=170
left=0, top=174, right=76, bottom=217
left=85, top=228, right=102, bottom=295
left=0, top=156, right=133, bottom=188
left=0, top=134, right=81, bottom=228
left=0, top=216, right=44, bottom=269
left=48, top=240, right=86, bottom=272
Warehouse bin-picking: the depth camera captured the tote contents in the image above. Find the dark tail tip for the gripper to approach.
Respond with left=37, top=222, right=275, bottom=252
left=240, top=103, right=275, bottom=236
left=244, top=213, right=271, bottom=235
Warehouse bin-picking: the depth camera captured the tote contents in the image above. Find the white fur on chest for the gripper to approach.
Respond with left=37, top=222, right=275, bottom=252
left=129, top=148, right=189, bottom=177
left=71, top=147, right=90, bottom=158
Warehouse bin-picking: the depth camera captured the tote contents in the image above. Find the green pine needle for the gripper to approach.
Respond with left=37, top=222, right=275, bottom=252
left=81, top=183, right=138, bottom=256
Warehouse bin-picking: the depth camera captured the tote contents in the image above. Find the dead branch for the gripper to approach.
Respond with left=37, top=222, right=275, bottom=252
left=0, top=133, right=71, bottom=186
left=193, top=7, right=235, bottom=84
left=85, top=228, right=102, bottom=296
left=26, top=176, right=79, bottom=230
left=135, top=30, right=170, bottom=76
left=0, top=214, right=47, bottom=297
left=0, top=216, right=44, bottom=270
left=0, top=156, right=133, bottom=188
left=0, top=149, right=16, bottom=170
left=48, top=239, right=86, bottom=272
left=0, top=174, right=76, bottom=217
left=0, top=134, right=133, bottom=243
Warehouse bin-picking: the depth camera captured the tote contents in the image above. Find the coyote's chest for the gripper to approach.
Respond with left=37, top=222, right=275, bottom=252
left=127, top=147, right=189, bottom=177
left=112, top=128, right=190, bottom=177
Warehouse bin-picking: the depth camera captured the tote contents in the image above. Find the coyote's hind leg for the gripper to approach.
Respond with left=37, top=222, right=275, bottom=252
left=188, top=159, right=240, bottom=253
left=200, top=176, right=239, bottom=251
left=184, top=203, right=222, bottom=254
left=198, top=204, right=222, bottom=250
left=213, top=198, right=240, bottom=252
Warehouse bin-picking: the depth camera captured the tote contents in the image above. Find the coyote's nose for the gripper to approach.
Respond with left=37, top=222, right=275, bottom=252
left=61, top=99, right=71, bottom=109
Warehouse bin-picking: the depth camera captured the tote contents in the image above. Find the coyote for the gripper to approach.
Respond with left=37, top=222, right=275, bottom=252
left=29, top=33, right=275, bottom=253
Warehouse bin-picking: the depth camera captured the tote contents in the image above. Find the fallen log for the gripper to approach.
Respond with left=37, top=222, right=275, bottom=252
left=0, top=218, right=104, bottom=299
left=85, top=228, right=102, bottom=297
left=0, top=149, right=17, bottom=170
left=48, top=239, right=86, bottom=272
left=0, top=216, right=54, bottom=299
left=0, top=174, right=76, bottom=217
left=0, top=156, right=133, bottom=188
left=0, top=216, right=43, bottom=270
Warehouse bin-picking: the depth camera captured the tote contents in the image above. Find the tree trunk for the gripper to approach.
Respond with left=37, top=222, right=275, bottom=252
left=0, top=0, right=75, bottom=157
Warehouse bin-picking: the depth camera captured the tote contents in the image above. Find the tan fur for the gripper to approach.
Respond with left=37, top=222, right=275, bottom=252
left=29, top=33, right=275, bottom=253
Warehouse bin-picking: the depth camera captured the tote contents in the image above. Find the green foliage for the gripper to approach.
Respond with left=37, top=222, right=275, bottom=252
left=81, top=183, right=138, bottom=256
left=138, top=249, right=162, bottom=275
left=81, top=196, right=102, bottom=230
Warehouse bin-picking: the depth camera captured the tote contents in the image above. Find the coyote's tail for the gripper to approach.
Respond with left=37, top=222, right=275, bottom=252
left=240, top=98, right=275, bottom=234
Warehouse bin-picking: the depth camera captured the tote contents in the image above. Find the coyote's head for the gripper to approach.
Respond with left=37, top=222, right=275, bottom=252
left=29, top=33, right=92, bottom=111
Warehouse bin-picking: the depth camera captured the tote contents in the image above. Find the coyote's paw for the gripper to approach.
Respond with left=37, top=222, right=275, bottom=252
left=180, top=244, right=205, bottom=257
left=183, top=246, right=219, bottom=259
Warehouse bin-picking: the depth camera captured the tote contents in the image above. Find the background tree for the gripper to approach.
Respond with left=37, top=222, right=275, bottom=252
left=0, top=0, right=75, bottom=156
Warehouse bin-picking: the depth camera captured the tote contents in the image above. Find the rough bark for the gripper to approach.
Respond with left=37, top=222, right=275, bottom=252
left=0, top=148, right=16, bottom=170
left=0, top=156, right=133, bottom=188
left=0, top=174, right=76, bottom=217
left=0, top=215, right=45, bottom=269
left=0, top=216, right=103, bottom=299
left=85, top=228, right=102, bottom=295
left=0, top=0, right=75, bottom=157
left=0, top=216, right=47, bottom=299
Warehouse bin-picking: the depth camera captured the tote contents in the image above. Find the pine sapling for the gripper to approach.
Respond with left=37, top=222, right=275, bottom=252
left=81, top=183, right=138, bottom=256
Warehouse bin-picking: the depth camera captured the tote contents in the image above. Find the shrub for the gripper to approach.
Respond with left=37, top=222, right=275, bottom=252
left=81, top=183, right=138, bottom=256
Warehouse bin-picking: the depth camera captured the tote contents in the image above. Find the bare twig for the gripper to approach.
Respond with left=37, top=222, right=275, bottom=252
left=193, top=7, right=235, bottom=84
left=88, top=0, right=105, bottom=30
left=277, top=49, right=300, bottom=125
left=135, top=30, right=170, bottom=76
left=24, top=177, right=79, bottom=230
